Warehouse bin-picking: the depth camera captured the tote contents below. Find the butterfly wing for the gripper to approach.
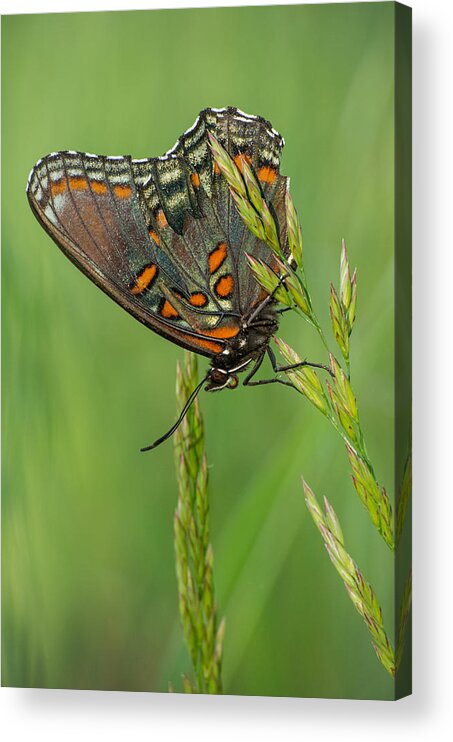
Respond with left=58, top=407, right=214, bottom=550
left=160, top=107, right=289, bottom=314
left=27, top=108, right=288, bottom=358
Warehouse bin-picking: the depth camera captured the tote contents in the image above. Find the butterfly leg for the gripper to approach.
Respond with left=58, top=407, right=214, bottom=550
left=267, top=345, right=334, bottom=378
left=275, top=307, right=292, bottom=315
left=243, top=346, right=334, bottom=389
left=242, top=350, right=295, bottom=388
left=246, top=271, right=291, bottom=325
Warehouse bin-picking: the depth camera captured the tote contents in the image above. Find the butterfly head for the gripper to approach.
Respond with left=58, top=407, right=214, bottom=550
left=205, top=367, right=239, bottom=392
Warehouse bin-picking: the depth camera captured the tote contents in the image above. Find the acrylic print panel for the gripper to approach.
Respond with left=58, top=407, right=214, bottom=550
left=2, top=2, right=411, bottom=699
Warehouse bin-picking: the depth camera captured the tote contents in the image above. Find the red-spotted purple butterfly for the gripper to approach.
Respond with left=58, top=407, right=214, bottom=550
left=27, top=107, right=306, bottom=449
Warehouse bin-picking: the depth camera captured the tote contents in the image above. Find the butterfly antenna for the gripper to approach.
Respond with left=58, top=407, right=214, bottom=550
left=140, top=374, right=208, bottom=452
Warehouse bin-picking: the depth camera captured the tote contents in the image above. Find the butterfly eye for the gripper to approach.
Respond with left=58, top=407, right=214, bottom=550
left=205, top=367, right=231, bottom=392
left=210, top=368, right=227, bottom=385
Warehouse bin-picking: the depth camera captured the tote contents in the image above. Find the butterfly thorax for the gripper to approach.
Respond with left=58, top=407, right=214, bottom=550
left=205, top=303, right=279, bottom=391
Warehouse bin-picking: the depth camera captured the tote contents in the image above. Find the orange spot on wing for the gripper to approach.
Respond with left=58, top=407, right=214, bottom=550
left=176, top=331, right=223, bottom=355
left=189, top=292, right=208, bottom=308
left=69, top=177, right=87, bottom=191
left=208, top=242, right=227, bottom=274
left=233, top=153, right=252, bottom=172
left=215, top=274, right=234, bottom=299
left=148, top=229, right=160, bottom=246
left=204, top=325, right=240, bottom=339
left=190, top=172, right=200, bottom=188
left=130, top=264, right=157, bottom=295
left=213, top=161, right=221, bottom=175
left=113, top=184, right=132, bottom=198
left=156, top=210, right=168, bottom=228
left=169, top=325, right=238, bottom=354
left=257, top=165, right=277, bottom=184
left=161, top=299, right=179, bottom=319
left=51, top=179, right=66, bottom=195
left=91, top=180, right=108, bottom=195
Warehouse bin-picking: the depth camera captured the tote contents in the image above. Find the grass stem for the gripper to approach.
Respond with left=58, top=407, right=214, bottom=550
left=173, top=352, right=224, bottom=694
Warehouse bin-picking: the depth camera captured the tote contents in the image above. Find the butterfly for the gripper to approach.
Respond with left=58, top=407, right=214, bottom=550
left=27, top=106, right=301, bottom=449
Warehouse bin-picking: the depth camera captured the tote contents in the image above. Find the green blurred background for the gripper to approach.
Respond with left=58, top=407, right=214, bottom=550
left=2, top=3, right=404, bottom=699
